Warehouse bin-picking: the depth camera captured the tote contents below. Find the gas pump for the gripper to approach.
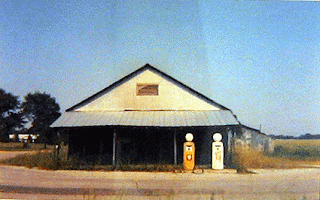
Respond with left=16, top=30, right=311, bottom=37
left=212, top=133, right=224, bottom=169
left=183, top=133, right=195, bottom=171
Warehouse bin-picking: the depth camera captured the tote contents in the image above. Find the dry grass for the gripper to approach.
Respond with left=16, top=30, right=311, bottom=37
left=0, top=146, right=180, bottom=171
left=1, top=140, right=320, bottom=171
left=0, top=143, right=68, bottom=170
left=233, top=147, right=294, bottom=170
left=233, top=139, right=320, bottom=170
left=0, top=149, right=68, bottom=170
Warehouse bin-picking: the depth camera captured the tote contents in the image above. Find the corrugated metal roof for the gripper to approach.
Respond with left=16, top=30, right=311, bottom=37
left=51, top=110, right=239, bottom=128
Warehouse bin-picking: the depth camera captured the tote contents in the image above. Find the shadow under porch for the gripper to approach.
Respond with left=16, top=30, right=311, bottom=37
left=65, top=125, right=238, bottom=167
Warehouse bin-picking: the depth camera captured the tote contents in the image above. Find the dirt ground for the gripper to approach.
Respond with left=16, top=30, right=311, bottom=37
left=0, top=151, right=319, bottom=199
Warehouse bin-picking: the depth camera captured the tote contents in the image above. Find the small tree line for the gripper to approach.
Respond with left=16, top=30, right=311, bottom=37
left=269, top=133, right=320, bottom=140
left=0, top=88, right=61, bottom=146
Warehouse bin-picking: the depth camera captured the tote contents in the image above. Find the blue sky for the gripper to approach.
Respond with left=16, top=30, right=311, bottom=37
left=1, top=1, right=319, bottom=136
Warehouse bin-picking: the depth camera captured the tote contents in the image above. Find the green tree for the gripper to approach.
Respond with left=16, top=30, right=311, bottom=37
left=22, top=92, right=61, bottom=148
left=0, top=88, right=25, bottom=142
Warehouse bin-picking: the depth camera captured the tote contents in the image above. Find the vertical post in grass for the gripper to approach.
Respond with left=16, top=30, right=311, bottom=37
left=174, top=130, right=177, bottom=166
left=54, top=144, right=61, bottom=169
left=112, top=128, right=117, bottom=169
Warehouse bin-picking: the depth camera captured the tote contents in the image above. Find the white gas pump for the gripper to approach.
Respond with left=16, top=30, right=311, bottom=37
left=212, top=133, right=224, bottom=169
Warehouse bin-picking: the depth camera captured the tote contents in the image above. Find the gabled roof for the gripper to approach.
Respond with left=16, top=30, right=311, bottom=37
left=66, top=64, right=230, bottom=112
left=240, top=124, right=268, bottom=137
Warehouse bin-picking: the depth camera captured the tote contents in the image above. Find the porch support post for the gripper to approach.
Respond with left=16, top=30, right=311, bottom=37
left=66, top=129, right=71, bottom=160
left=174, top=130, right=177, bottom=165
left=227, top=128, right=232, bottom=152
left=112, top=128, right=117, bottom=168
left=227, top=127, right=234, bottom=167
left=99, top=139, right=103, bottom=163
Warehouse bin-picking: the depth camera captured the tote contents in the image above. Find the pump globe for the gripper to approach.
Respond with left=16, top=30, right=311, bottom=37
left=213, top=133, right=222, bottom=142
left=185, top=133, right=194, bottom=142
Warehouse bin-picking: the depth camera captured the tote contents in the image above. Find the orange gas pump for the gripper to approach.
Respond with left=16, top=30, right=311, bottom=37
left=183, top=133, right=195, bottom=171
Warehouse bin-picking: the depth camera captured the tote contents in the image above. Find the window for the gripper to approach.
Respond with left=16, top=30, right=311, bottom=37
left=137, top=84, right=159, bottom=96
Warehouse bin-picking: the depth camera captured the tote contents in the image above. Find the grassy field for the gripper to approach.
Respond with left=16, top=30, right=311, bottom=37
left=272, top=139, right=320, bottom=160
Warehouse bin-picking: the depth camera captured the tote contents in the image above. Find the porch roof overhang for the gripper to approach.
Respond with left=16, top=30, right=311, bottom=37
left=51, top=110, right=239, bottom=128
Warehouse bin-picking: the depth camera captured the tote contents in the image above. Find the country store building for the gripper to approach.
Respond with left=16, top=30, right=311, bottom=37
left=51, top=64, right=272, bottom=167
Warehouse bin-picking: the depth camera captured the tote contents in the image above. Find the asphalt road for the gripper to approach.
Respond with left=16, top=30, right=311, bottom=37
left=0, top=165, right=319, bottom=199
left=0, top=151, right=319, bottom=199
